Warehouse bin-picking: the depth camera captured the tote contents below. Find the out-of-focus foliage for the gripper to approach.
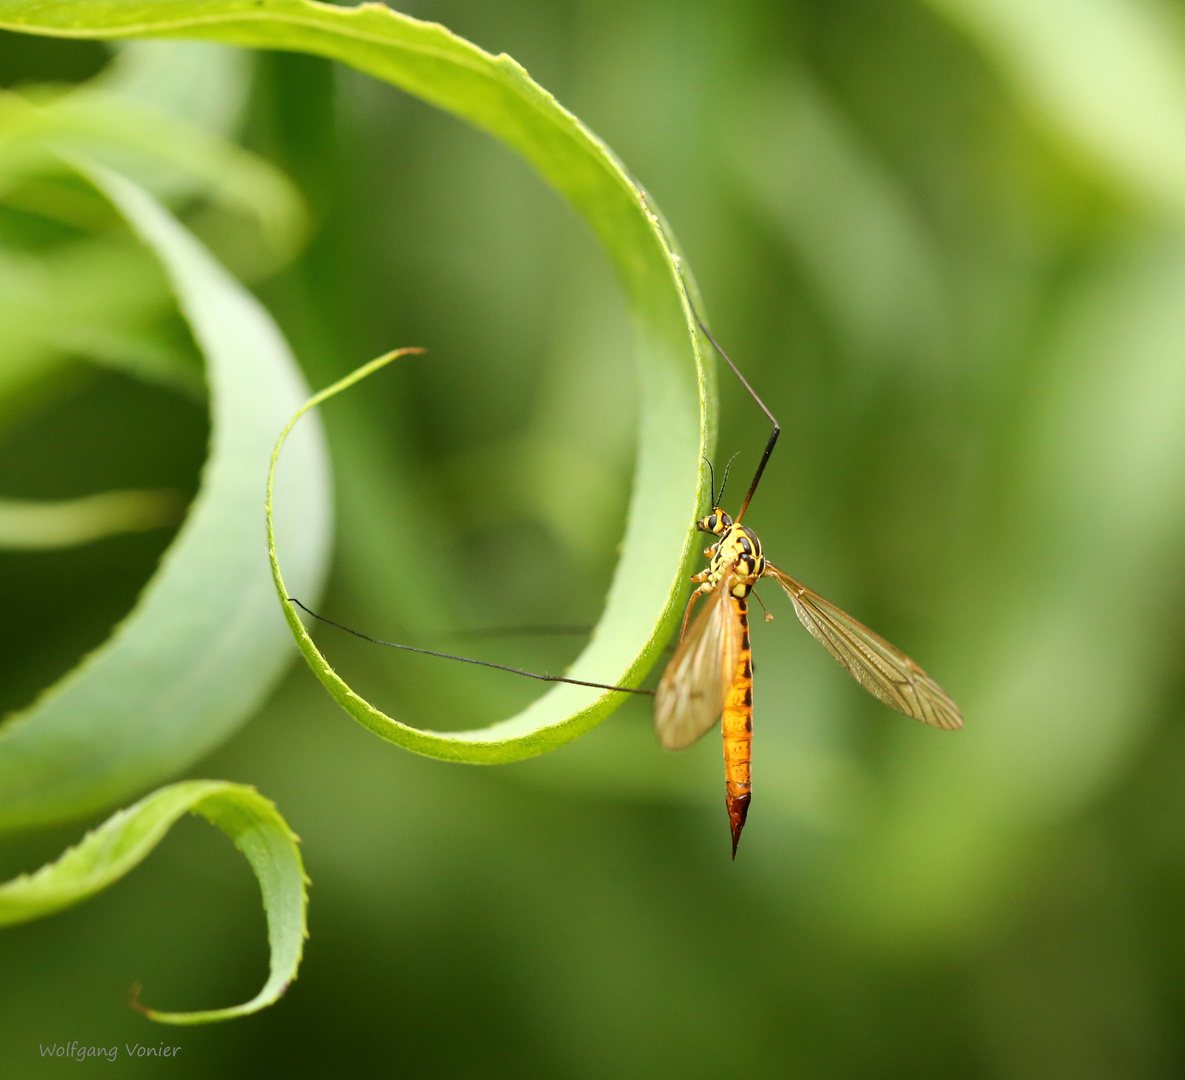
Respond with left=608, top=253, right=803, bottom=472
left=0, top=31, right=328, bottom=1022
left=0, top=116, right=330, bottom=831
left=2, top=0, right=1185, bottom=1076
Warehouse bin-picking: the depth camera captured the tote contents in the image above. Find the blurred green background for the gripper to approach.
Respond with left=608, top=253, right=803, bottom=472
left=3, top=0, right=1185, bottom=1075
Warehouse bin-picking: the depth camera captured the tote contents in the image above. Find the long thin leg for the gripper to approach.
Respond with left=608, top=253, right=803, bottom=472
left=287, top=598, right=655, bottom=696
left=683, top=294, right=780, bottom=523
left=679, top=578, right=711, bottom=641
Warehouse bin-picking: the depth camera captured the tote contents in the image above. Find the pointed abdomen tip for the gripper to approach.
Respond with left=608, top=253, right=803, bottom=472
left=727, top=791, right=751, bottom=859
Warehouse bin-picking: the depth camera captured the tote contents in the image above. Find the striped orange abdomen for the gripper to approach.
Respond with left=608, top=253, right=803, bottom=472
left=722, top=596, right=753, bottom=858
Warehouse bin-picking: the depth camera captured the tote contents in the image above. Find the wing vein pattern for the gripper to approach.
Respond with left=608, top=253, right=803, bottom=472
left=766, top=564, right=962, bottom=730
left=654, top=569, right=744, bottom=750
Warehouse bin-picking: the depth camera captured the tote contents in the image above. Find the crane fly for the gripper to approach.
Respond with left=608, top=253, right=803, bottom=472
left=654, top=311, right=963, bottom=858
left=288, top=310, right=961, bottom=861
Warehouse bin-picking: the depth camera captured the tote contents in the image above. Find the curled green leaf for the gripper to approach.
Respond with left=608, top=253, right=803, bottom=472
left=0, top=780, right=307, bottom=1024
left=0, top=1, right=711, bottom=759
left=0, top=161, right=332, bottom=832
left=269, top=351, right=646, bottom=762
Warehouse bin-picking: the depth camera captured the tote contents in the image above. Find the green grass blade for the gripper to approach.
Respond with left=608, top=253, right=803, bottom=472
left=0, top=162, right=332, bottom=831
left=0, top=780, right=307, bottom=1024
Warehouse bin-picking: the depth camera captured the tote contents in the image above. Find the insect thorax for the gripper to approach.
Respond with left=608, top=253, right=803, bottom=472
left=708, top=521, right=765, bottom=598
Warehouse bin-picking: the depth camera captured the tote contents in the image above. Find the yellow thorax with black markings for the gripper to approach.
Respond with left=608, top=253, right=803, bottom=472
left=697, top=507, right=766, bottom=598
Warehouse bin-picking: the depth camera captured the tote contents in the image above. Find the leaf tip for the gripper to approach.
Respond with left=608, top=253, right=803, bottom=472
left=129, top=981, right=149, bottom=1017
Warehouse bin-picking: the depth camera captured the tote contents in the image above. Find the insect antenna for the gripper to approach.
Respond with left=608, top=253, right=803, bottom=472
left=684, top=294, right=780, bottom=523
left=715, top=450, right=741, bottom=508
left=704, top=456, right=717, bottom=506
left=287, top=598, right=654, bottom=696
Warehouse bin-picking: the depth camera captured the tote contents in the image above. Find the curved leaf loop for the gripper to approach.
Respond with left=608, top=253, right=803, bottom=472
left=0, top=780, right=307, bottom=1025
left=0, top=161, right=332, bottom=831
left=0, top=1, right=710, bottom=758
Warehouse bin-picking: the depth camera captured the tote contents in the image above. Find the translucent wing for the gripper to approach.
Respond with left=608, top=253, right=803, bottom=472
left=654, top=573, right=744, bottom=750
left=766, top=564, right=963, bottom=730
